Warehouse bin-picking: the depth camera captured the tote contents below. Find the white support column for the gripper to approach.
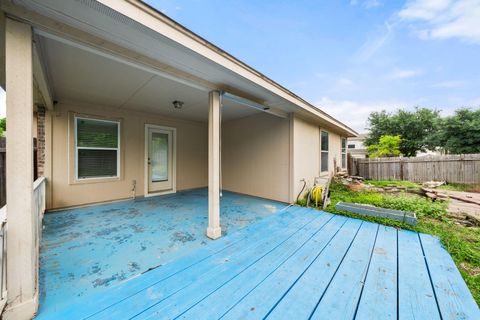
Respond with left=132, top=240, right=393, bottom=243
left=207, top=91, right=221, bottom=239
left=4, top=18, right=37, bottom=319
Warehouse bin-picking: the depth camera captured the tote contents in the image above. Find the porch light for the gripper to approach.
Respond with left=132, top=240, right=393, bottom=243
left=172, top=100, right=184, bottom=109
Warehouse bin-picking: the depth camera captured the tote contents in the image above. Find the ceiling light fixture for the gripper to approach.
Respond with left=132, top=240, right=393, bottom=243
left=172, top=100, right=184, bottom=109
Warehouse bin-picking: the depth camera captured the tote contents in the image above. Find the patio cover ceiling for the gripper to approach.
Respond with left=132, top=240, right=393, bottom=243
left=37, top=35, right=261, bottom=122
left=3, top=0, right=358, bottom=135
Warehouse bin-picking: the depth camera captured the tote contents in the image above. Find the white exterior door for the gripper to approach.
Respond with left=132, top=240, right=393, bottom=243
left=146, top=125, right=175, bottom=194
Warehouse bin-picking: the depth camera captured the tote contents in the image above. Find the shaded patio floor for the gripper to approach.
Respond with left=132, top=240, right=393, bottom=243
left=38, top=188, right=287, bottom=317
left=37, top=203, right=479, bottom=319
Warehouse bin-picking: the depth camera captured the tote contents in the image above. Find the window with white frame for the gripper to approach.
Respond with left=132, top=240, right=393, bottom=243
left=342, top=138, right=347, bottom=168
left=75, top=117, right=120, bottom=179
left=321, top=131, right=329, bottom=172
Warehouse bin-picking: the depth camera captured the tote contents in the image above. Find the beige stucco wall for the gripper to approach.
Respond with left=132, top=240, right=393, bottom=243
left=221, top=113, right=290, bottom=203
left=47, top=102, right=346, bottom=209
left=292, top=116, right=320, bottom=201
left=49, top=101, right=208, bottom=209
left=292, top=115, right=346, bottom=201
left=329, top=131, right=343, bottom=172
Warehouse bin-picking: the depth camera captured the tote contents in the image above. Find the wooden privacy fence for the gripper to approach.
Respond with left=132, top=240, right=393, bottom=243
left=0, top=137, right=38, bottom=207
left=348, top=154, right=480, bottom=184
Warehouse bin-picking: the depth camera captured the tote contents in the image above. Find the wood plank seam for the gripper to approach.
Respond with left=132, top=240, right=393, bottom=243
left=82, top=208, right=312, bottom=319
left=306, top=222, right=372, bottom=319
left=129, top=213, right=331, bottom=318
left=174, top=214, right=339, bottom=319
left=396, top=229, right=399, bottom=320
left=219, top=216, right=350, bottom=319
left=352, top=225, right=381, bottom=319
left=417, top=233, right=444, bottom=320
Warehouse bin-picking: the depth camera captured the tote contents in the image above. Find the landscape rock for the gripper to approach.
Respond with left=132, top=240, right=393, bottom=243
left=422, top=181, right=445, bottom=188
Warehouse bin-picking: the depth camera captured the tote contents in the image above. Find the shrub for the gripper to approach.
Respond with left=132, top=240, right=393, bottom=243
left=328, top=182, right=446, bottom=219
left=380, top=195, right=447, bottom=218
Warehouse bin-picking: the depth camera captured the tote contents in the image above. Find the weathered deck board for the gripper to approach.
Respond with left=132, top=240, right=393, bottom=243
left=420, top=233, right=480, bottom=320
left=55, top=207, right=318, bottom=320
left=131, top=213, right=333, bottom=319
left=177, top=215, right=347, bottom=320
left=36, top=205, right=479, bottom=320
left=38, top=189, right=288, bottom=317
left=243, top=218, right=362, bottom=320
left=398, top=230, right=441, bottom=320
left=355, top=226, right=397, bottom=320
left=309, top=222, right=379, bottom=319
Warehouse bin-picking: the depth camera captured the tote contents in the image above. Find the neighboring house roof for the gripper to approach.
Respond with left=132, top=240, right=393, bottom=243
left=4, top=0, right=357, bottom=136
left=348, top=133, right=368, bottom=141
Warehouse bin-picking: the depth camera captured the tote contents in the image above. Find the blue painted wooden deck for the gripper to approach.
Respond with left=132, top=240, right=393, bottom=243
left=38, top=189, right=286, bottom=317
left=37, top=201, right=479, bottom=319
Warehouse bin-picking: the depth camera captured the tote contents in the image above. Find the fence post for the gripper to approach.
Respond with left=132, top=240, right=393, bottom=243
left=400, top=158, right=404, bottom=180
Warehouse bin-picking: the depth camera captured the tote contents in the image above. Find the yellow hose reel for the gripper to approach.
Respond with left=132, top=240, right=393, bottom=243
left=311, top=185, right=323, bottom=207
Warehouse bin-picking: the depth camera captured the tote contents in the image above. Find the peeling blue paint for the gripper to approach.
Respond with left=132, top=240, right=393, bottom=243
left=38, top=188, right=285, bottom=317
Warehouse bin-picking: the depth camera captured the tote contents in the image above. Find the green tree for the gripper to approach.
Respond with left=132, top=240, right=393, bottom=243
left=433, top=108, right=480, bottom=154
left=367, top=135, right=402, bottom=158
left=365, top=108, right=441, bottom=156
left=0, top=118, right=5, bottom=137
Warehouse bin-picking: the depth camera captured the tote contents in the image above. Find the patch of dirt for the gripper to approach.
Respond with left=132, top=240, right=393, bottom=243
left=347, top=183, right=365, bottom=192
left=460, top=262, right=480, bottom=277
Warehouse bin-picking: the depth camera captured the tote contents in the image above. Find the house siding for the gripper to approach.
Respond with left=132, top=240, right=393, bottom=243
left=222, top=113, right=290, bottom=203
left=292, top=116, right=320, bottom=201
left=49, top=101, right=208, bottom=209
left=292, top=115, right=345, bottom=201
left=46, top=102, right=346, bottom=209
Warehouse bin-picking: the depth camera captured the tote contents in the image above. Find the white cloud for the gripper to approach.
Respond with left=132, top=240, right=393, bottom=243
left=399, top=0, right=480, bottom=43
left=365, top=0, right=383, bottom=9
left=399, top=0, right=451, bottom=20
left=350, top=0, right=383, bottom=9
left=387, top=68, right=423, bottom=80
left=316, top=96, right=405, bottom=132
left=467, top=96, right=480, bottom=107
left=337, top=77, right=354, bottom=86
left=431, top=80, right=466, bottom=88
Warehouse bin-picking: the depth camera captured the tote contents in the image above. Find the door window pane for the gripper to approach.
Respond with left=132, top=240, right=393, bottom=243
left=151, top=132, right=168, bottom=182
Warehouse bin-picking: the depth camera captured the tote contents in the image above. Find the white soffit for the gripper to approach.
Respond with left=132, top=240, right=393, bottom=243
left=40, top=35, right=260, bottom=122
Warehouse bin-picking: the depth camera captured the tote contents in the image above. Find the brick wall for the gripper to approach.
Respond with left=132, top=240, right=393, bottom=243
left=36, top=106, right=45, bottom=177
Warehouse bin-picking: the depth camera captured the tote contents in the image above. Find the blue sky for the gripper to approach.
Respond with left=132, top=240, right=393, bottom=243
left=142, top=0, right=480, bottom=132
left=1, top=0, right=479, bottom=132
